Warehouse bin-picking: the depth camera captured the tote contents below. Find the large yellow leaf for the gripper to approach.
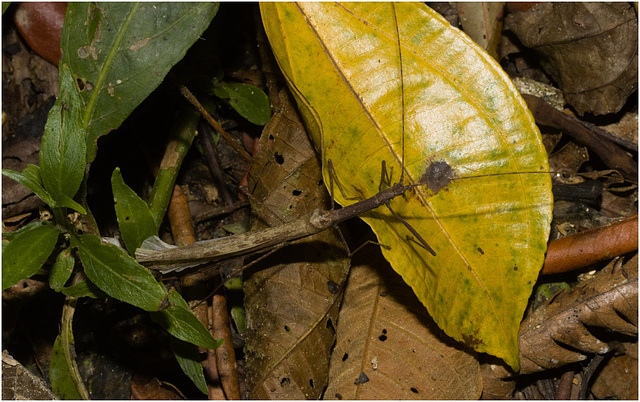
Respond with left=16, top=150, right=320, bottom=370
left=260, top=2, right=552, bottom=371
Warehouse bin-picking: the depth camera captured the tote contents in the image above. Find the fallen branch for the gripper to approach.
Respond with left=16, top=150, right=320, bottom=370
left=522, top=94, right=637, bottom=182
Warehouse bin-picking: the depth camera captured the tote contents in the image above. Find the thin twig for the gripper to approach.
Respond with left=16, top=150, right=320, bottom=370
left=192, top=200, right=249, bottom=224
left=197, top=120, right=236, bottom=206
left=578, top=341, right=623, bottom=400
left=179, top=85, right=253, bottom=163
left=522, top=94, right=637, bottom=182
left=578, top=354, right=607, bottom=400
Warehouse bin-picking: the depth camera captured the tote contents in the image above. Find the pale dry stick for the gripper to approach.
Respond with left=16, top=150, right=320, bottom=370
left=136, top=167, right=421, bottom=272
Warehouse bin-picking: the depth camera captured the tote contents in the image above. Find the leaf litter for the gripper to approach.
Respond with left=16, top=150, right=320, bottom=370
left=3, top=2, right=638, bottom=400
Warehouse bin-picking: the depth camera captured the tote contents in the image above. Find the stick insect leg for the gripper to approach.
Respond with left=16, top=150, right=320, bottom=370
left=385, top=202, right=436, bottom=256
left=350, top=238, right=391, bottom=256
left=191, top=243, right=289, bottom=308
left=327, top=159, right=360, bottom=206
left=379, top=160, right=392, bottom=192
left=328, top=159, right=336, bottom=211
left=328, top=159, right=395, bottom=257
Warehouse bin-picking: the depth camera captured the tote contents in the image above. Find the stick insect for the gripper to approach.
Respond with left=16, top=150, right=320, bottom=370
left=137, top=3, right=554, bottom=279
left=135, top=158, right=452, bottom=272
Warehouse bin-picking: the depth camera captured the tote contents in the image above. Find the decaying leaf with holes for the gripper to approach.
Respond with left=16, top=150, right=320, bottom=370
left=519, top=255, right=638, bottom=373
left=244, top=87, right=350, bottom=399
left=325, top=247, right=481, bottom=399
left=261, top=2, right=553, bottom=370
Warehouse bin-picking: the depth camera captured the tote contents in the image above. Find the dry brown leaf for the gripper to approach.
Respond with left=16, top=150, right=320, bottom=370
left=243, top=88, right=350, bottom=399
left=479, top=358, right=515, bottom=399
left=325, top=246, right=481, bottom=400
left=548, top=141, right=589, bottom=174
left=519, top=255, right=638, bottom=373
left=505, top=3, right=638, bottom=115
left=591, top=342, right=638, bottom=400
left=2, top=351, right=56, bottom=400
left=457, top=2, right=505, bottom=60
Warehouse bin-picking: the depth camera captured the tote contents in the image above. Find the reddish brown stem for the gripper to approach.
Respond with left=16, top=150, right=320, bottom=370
left=167, top=184, right=196, bottom=247
left=555, top=368, right=575, bottom=400
left=211, top=293, right=241, bottom=399
left=542, top=215, right=638, bottom=275
left=192, top=302, right=226, bottom=399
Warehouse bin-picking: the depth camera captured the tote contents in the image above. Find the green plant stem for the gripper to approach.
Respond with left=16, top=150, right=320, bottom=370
left=60, top=273, right=90, bottom=399
left=77, top=164, right=101, bottom=236
left=148, top=106, right=201, bottom=229
left=51, top=208, right=68, bottom=230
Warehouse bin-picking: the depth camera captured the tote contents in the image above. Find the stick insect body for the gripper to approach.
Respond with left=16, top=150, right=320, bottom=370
left=135, top=158, right=451, bottom=272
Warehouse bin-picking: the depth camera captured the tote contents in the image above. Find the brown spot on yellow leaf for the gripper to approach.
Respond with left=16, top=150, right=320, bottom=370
left=420, top=160, right=456, bottom=194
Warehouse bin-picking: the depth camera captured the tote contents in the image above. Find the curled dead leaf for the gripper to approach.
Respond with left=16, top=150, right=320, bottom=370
left=519, top=255, right=638, bottom=373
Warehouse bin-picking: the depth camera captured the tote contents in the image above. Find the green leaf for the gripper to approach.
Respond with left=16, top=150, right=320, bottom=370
left=213, top=82, right=272, bottom=125
left=169, top=337, right=208, bottom=394
left=111, top=167, right=157, bottom=252
left=2, top=165, right=55, bottom=208
left=73, top=234, right=166, bottom=311
left=61, top=279, right=107, bottom=299
left=2, top=165, right=86, bottom=214
left=50, top=335, right=83, bottom=400
left=1, top=220, right=46, bottom=242
left=230, top=306, right=246, bottom=335
left=261, top=3, right=553, bottom=371
left=2, top=223, right=60, bottom=289
left=54, top=194, right=87, bottom=215
left=40, top=65, right=87, bottom=203
left=61, top=2, right=219, bottom=163
left=50, top=249, right=75, bottom=291
left=166, top=288, right=190, bottom=308
left=151, top=290, right=222, bottom=349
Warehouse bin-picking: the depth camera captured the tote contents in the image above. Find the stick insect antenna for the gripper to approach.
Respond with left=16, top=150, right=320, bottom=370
left=392, top=3, right=406, bottom=186
left=328, top=159, right=336, bottom=210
